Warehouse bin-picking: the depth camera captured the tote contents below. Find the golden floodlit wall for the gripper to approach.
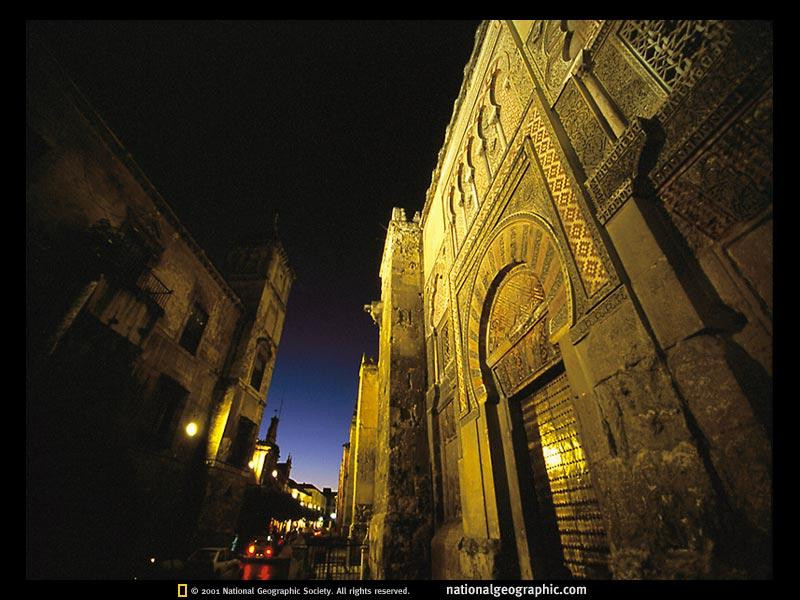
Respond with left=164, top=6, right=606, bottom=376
left=418, top=20, right=771, bottom=580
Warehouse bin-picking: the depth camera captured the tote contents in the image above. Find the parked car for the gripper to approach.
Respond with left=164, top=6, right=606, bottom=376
left=185, top=547, right=242, bottom=579
left=243, top=535, right=284, bottom=560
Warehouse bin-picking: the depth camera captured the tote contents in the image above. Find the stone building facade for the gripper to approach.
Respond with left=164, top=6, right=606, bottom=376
left=26, top=40, right=293, bottom=577
left=362, top=20, right=772, bottom=580
left=335, top=422, right=354, bottom=535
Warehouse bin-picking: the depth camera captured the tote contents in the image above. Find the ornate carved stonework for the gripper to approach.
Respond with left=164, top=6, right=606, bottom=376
left=592, top=37, right=665, bottom=123
left=446, top=22, right=616, bottom=417
left=555, top=77, right=610, bottom=175
left=527, top=104, right=611, bottom=297
left=467, top=134, right=490, bottom=203
left=618, top=20, right=731, bottom=92
left=441, top=318, right=452, bottom=366
left=585, top=118, right=649, bottom=224
left=423, top=21, right=491, bottom=225
left=464, top=217, right=572, bottom=407
left=427, top=245, right=449, bottom=334
left=659, top=87, right=772, bottom=250
left=492, top=316, right=560, bottom=397
left=486, top=266, right=545, bottom=360
left=526, top=21, right=573, bottom=105
left=491, top=52, right=524, bottom=145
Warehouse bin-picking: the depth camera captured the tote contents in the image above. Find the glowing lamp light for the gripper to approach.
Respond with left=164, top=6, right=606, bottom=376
left=248, top=460, right=256, bottom=469
left=272, top=470, right=278, bottom=478
left=247, top=545, right=255, bottom=556
left=292, top=490, right=298, bottom=499
left=149, top=557, right=156, bottom=564
left=185, top=422, right=198, bottom=437
left=542, top=445, right=562, bottom=469
left=330, top=513, right=336, bottom=520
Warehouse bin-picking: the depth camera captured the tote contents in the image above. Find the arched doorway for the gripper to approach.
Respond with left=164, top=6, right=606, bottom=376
left=468, top=218, right=610, bottom=579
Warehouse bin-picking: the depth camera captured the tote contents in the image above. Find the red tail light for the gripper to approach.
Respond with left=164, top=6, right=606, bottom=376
left=247, top=545, right=255, bottom=555
left=265, top=547, right=273, bottom=557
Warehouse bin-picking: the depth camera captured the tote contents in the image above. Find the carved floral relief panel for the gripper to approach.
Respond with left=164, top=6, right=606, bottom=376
left=554, top=78, right=610, bottom=175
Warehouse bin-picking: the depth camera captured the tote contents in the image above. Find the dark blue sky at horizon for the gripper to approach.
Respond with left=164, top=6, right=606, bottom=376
left=29, top=20, right=482, bottom=492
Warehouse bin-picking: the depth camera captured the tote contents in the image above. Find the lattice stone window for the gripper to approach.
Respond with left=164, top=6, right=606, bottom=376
left=618, top=20, right=730, bottom=91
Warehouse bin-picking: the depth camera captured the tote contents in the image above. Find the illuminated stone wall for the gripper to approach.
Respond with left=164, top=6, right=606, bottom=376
left=349, top=356, right=379, bottom=543
left=338, top=412, right=358, bottom=535
left=415, top=20, right=771, bottom=579
left=367, top=209, right=433, bottom=579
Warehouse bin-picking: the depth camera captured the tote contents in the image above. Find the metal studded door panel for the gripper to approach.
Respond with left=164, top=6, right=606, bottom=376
left=520, top=369, right=610, bottom=578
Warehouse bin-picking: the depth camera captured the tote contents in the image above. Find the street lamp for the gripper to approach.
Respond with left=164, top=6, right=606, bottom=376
left=185, top=422, right=198, bottom=437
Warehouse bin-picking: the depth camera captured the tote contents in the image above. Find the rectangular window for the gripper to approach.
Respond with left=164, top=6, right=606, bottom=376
left=146, top=375, right=188, bottom=450
left=250, top=347, right=268, bottom=391
left=179, top=303, right=208, bottom=355
left=229, top=417, right=257, bottom=469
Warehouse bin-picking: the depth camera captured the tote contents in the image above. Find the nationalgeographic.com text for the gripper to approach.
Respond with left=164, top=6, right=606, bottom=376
left=445, top=584, right=588, bottom=598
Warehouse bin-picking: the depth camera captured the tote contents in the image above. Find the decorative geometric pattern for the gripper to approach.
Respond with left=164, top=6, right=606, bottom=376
left=618, top=20, right=730, bottom=92
left=659, top=87, right=772, bottom=249
left=528, top=107, right=610, bottom=297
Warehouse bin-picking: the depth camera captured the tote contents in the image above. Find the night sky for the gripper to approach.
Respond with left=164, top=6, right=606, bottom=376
left=28, top=20, right=481, bottom=491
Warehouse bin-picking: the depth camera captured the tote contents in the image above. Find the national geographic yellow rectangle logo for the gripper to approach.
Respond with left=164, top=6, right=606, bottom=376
left=177, top=583, right=188, bottom=598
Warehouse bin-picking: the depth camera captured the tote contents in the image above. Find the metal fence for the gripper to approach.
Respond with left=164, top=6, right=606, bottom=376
left=300, top=540, right=366, bottom=580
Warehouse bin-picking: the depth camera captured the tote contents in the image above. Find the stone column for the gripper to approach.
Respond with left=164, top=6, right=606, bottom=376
left=349, top=356, right=379, bottom=543
left=335, top=442, right=351, bottom=535
left=341, top=412, right=357, bottom=535
left=367, top=208, right=432, bottom=579
left=572, top=49, right=627, bottom=140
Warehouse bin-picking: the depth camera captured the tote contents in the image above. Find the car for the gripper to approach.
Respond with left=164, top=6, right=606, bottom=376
left=243, top=536, right=283, bottom=560
left=185, top=547, right=242, bottom=579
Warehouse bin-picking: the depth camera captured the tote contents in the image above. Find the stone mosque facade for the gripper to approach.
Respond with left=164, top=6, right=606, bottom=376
left=342, top=20, right=772, bottom=580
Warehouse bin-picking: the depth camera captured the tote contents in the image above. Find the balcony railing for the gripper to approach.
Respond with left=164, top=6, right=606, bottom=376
left=88, top=219, right=173, bottom=312
left=136, top=269, right=172, bottom=311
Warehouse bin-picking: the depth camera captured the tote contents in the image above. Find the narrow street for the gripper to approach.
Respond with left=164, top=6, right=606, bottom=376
left=241, top=560, right=289, bottom=581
